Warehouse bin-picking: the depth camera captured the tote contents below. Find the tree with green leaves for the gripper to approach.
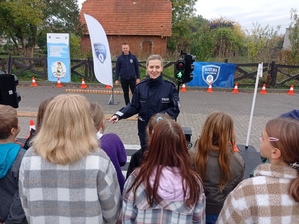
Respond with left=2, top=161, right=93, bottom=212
left=188, top=16, right=213, bottom=61
left=0, top=0, right=82, bottom=57
left=0, top=0, right=45, bottom=57
left=36, top=0, right=83, bottom=57
left=245, top=23, right=281, bottom=63
left=41, top=0, right=82, bottom=35
left=209, top=18, right=246, bottom=60
left=168, top=0, right=197, bottom=56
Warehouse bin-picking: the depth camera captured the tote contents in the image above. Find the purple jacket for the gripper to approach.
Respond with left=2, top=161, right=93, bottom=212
left=99, top=133, right=127, bottom=193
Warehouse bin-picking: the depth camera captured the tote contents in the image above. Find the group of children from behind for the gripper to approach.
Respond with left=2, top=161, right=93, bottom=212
left=0, top=93, right=298, bottom=224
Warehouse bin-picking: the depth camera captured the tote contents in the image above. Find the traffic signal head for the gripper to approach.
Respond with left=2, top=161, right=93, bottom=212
left=175, top=59, right=185, bottom=81
left=183, top=53, right=196, bottom=83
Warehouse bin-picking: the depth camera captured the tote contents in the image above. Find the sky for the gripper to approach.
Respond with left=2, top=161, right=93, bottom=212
left=195, top=0, right=297, bottom=34
left=78, top=0, right=297, bottom=34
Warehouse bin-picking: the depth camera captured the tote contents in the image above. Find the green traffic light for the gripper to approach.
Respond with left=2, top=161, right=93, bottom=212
left=176, top=71, right=183, bottom=79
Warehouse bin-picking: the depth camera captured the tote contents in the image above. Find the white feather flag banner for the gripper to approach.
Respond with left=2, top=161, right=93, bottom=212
left=84, top=14, right=113, bottom=86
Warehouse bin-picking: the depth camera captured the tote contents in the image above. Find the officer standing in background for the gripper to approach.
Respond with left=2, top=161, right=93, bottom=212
left=115, top=43, right=140, bottom=105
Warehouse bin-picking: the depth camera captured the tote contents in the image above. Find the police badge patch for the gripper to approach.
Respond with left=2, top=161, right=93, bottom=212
left=202, top=65, right=220, bottom=85
left=93, top=43, right=107, bottom=64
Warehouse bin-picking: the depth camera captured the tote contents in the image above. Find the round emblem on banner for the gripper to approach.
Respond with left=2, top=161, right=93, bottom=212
left=206, top=75, right=214, bottom=83
left=93, top=43, right=106, bottom=63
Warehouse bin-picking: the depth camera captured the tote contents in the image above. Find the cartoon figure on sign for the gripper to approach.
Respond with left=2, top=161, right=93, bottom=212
left=56, top=62, right=63, bottom=76
left=52, top=61, right=66, bottom=78
left=94, top=43, right=106, bottom=63
left=202, top=65, right=220, bottom=85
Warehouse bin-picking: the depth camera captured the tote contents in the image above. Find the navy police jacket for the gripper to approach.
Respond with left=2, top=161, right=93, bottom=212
left=115, top=75, right=180, bottom=123
left=115, top=52, right=140, bottom=81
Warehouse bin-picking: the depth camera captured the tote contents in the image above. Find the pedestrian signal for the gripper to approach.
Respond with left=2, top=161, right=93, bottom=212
left=175, top=59, right=185, bottom=81
left=175, top=51, right=196, bottom=84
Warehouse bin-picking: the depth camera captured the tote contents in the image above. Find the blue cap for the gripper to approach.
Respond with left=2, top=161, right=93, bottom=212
left=280, top=110, right=299, bottom=120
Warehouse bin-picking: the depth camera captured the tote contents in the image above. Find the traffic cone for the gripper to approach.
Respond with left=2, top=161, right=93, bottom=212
left=31, top=77, right=38, bottom=87
left=233, top=144, right=240, bottom=152
left=232, top=83, right=239, bottom=94
left=56, top=77, right=63, bottom=88
left=26, top=119, right=35, bottom=138
left=105, top=85, right=112, bottom=89
left=29, top=119, right=35, bottom=130
left=207, top=83, right=213, bottom=93
left=287, top=84, right=295, bottom=95
left=181, top=83, right=187, bottom=92
left=260, top=84, right=267, bottom=94
left=80, top=78, right=87, bottom=89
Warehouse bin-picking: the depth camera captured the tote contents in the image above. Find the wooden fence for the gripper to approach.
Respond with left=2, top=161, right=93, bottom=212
left=0, top=56, right=298, bottom=88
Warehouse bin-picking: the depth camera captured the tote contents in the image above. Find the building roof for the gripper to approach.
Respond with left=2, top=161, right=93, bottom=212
left=80, top=0, right=172, bottom=37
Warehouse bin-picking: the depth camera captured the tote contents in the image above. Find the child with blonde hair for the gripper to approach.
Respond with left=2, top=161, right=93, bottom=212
left=19, top=94, right=121, bottom=223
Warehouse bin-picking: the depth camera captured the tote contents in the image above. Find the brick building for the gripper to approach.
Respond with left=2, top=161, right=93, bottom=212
left=79, top=0, right=172, bottom=60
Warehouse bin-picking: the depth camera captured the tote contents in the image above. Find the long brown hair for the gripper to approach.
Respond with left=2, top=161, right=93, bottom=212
left=194, top=111, right=235, bottom=191
left=265, top=117, right=299, bottom=202
left=127, top=117, right=201, bottom=207
left=36, top=96, right=55, bottom=132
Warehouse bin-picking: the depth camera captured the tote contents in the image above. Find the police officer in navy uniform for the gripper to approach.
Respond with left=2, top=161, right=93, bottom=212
left=110, top=54, right=180, bottom=148
left=115, top=43, right=140, bottom=105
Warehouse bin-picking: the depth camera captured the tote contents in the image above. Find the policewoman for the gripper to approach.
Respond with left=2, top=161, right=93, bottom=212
left=109, top=54, right=180, bottom=148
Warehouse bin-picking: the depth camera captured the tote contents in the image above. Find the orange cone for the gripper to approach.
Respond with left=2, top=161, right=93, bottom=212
left=287, top=84, right=295, bottom=95
left=31, top=77, right=38, bottom=87
left=232, top=83, right=239, bottom=94
left=260, top=84, right=267, bottom=94
left=207, top=83, right=213, bottom=93
left=80, top=78, right=87, bottom=89
left=233, top=144, right=240, bottom=152
left=29, top=119, right=35, bottom=130
left=181, top=83, right=187, bottom=92
left=105, top=85, right=112, bottom=89
left=26, top=119, right=35, bottom=138
left=56, top=77, right=63, bottom=88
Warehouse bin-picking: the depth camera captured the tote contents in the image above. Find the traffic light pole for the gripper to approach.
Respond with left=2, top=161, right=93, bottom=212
left=174, top=50, right=195, bottom=148
left=177, top=81, right=182, bottom=95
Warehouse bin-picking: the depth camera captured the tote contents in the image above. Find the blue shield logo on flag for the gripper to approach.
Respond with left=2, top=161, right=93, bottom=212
left=202, top=65, right=220, bottom=85
left=93, top=43, right=106, bottom=63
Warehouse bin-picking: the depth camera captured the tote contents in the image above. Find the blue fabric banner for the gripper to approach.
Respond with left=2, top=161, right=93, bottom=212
left=188, top=62, right=236, bottom=88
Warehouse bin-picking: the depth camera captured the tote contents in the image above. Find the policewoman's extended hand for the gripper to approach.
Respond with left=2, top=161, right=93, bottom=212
left=109, top=115, right=119, bottom=124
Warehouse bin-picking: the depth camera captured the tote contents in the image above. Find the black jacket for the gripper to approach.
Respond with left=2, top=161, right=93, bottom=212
left=115, top=75, right=180, bottom=123
left=126, top=145, right=147, bottom=179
